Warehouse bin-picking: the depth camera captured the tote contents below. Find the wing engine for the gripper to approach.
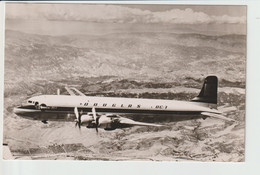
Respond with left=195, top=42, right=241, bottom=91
left=73, top=109, right=162, bottom=131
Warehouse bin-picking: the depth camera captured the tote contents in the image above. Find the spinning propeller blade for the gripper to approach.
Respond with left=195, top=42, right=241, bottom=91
left=74, top=107, right=81, bottom=129
left=92, top=107, right=99, bottom=133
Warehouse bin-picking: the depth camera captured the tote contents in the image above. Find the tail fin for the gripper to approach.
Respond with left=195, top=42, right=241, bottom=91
left=192, top=76, right=218, bottom=104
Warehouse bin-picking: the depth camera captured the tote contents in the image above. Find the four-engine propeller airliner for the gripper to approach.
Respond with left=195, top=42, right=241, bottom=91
left=14, top=76, right=234, bottom=132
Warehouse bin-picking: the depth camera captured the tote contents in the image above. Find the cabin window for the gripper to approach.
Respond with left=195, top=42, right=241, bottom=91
left=103, top=103, right=107, bottom=107
left=112, top=104, right=116, bottom=107
left=128, top=104, right=132, bottom=108
left=155, top=105, right=161, bottom=109
left=137, top=105, right=141, bottom=108
left=84, top=103, right=88, bottom=106
left=94, top=103, right=98, bottom=106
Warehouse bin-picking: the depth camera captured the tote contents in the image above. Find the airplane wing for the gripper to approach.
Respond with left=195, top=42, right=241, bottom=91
left=65, top=87, right=76, bottom=96
left=65, top=87, right=85, bottom=96
left=201, top=112, right=235, bottom=122
left=70, top=87, right=86, bottom=96
left=118, top=117, right=163, bottom=127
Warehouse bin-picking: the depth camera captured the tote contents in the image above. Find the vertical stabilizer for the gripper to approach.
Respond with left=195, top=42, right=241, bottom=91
left=192, top=76, right=218, bottom=104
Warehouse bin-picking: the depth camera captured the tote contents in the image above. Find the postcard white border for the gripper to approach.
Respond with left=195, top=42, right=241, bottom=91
left=1, top=1, right=260, bottom=175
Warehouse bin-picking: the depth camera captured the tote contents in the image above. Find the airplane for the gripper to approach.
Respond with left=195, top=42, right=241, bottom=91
left=13, top=76, right=234, bottom=132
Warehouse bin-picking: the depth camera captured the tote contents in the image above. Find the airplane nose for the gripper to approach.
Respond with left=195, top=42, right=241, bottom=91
left=13, top=106, right=30, bottom=116
left=13, top=107, right=22, bottom=115
left=13, top=106, right=35, bottom=118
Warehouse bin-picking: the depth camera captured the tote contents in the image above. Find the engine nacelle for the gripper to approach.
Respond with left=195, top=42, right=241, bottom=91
left=80, top=115, right=94, bottom=126
left=104, top=127, right=117, bottom=131
left=82, top=115, right=121, bottom=130
left=98, top=116, right=118, bottom=130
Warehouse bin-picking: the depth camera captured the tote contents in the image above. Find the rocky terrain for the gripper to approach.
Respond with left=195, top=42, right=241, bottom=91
left=3, top=29, right=246, bottom=161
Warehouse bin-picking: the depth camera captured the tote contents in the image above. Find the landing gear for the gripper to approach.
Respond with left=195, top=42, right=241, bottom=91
left=35, top=102, right=39, bottom=109
left=42, top=120, right=48, bottom=124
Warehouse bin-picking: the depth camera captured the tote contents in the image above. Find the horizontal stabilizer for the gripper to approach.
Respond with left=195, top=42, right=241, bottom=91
left=201, top=112, right=235, bottom=122
left=218, top=106, right=237, bottom=113
left=119, top=117, right=162, bottom=127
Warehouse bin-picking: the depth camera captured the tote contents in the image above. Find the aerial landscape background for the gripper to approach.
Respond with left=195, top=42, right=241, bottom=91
left=3, top=4, right=246, bottom=161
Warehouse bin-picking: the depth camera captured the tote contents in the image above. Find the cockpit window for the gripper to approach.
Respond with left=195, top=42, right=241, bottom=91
left=28, top=100, right=32, bottom=103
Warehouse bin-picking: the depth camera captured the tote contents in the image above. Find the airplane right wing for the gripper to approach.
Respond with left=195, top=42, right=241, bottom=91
left=65, top=87, right=86, bottom=96
left=70, top=87, right=86, bottom=96
left=65, top=87, right=76, bottom=96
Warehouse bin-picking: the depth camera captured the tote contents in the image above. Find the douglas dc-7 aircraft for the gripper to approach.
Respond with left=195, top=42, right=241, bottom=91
left=14, top=76, right=234, bottom=132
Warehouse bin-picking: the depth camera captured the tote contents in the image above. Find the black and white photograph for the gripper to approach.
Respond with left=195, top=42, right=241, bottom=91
left=3, top=3, right=246, bottom=161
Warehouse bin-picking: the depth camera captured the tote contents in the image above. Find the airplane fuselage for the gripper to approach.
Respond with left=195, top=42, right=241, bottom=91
left=14, top=95, right=220, bottom=122
left=13, top=76, right=234, bottom=130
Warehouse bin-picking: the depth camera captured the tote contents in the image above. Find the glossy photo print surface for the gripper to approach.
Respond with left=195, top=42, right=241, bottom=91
left=3, top=3, right=246, bottom=161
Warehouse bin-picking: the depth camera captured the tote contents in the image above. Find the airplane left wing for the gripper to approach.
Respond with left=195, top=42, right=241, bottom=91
left=118, top=117, right=163, bottom=127
left=92, top=107, right=162, bottom=128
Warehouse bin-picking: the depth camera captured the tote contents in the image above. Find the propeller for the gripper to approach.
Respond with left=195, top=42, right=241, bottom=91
left=92, top=107, right=99, bottom=133
left=74, top=107, right=81, bottom=129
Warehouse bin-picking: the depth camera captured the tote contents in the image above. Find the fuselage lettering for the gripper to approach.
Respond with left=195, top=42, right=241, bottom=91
left=155, top=105, right=163, bottom=109
left=85, top=102, right=166, bottom=110
left=154, top=105, right=168, bottom=109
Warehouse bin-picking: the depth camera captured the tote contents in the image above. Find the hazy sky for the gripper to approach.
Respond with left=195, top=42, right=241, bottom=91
left=123, top=4, right=246, bottom=16
left=6, top=3, right=246, bottom=25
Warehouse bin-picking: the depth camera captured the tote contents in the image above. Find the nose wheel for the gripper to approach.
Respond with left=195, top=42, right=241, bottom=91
left=35, top=102, right=39, bottom=109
